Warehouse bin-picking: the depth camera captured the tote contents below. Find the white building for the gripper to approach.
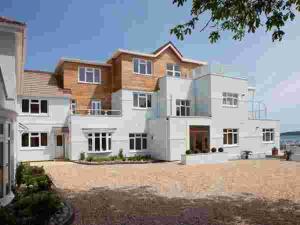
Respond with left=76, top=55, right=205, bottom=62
left=0, top=17, right=26, bottom=205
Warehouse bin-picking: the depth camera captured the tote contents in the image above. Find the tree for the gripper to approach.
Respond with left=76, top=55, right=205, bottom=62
left=171, top=0, right=300, bottom=43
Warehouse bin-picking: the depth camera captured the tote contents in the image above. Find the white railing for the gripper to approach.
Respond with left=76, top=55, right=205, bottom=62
left=72, top=109, right=122, bottom=116
left=248, top=101, right=267, bottom=120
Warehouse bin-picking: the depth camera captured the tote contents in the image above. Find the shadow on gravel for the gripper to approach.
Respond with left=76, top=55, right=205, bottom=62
left=57, top=186, right=300, bottom=225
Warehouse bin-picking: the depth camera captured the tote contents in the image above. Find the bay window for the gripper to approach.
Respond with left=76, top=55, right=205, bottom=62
left=223, top=129, right=239, bottom=146
left=21, top=132, right=48, bottom=148
left=133, top=92, right=152, bottom=108
left=129, top=133, right=147, bottom=151
left=78, top=67, right=101, bottom=84
left=88, top=132, right=112, bottom=152
left=133, top=58, right=152, bottom=75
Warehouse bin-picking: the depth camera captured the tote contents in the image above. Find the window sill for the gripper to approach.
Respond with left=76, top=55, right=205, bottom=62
left=87, top=151, right=112, bottom=154
left=19, top=113, right=49, bottom=117
left=78, top=81, right=101, bottom=85
left=223, top=144, right=239, bottom=148
left=20, top=147, right=48, bottom=151
left=222, top=105, right=238, bottom=108
left=262, top=141, right=274, bottom=144
left=133, top=72, right=152, bottom=76
left=129, top=150, right=148, bottom=153
left=132, top=107, right=151, bottom=111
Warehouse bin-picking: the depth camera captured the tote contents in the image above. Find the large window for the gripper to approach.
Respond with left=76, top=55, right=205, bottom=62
left=263, top=129, right=274, bottom=142
left=222, top=92, right=238, bottom=107
left=176, top=99, right=191, bottom=116
left=78, top=67, right=101, bottom=84
left=133, top=58, right=152, bottom=75
left=166, top=63, right=181, bottom=77
left=133, top=92, right=152, bottom=108
left=21, top=132, right=48, bottom=148
left=223, top=129, right=239, bottom=146
left=22, top=99, right=48, bottom=114
left=88, top=133, right=112, bottom=152
left=129, top=133, right=147, bottom=151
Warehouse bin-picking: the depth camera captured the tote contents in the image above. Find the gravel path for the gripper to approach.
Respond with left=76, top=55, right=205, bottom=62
left=32, top=160, right=300, bottom=202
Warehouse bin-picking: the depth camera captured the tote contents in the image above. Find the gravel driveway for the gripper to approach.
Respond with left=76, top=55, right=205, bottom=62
left=32, top=160, right=300, bottom=225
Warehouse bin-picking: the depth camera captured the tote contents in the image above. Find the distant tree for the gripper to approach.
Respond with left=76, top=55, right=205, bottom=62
left=171, top=0, right=299, bottom=43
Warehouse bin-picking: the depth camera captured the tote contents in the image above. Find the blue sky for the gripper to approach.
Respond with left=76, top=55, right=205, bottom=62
left=1, top=0, right=300, bottom=132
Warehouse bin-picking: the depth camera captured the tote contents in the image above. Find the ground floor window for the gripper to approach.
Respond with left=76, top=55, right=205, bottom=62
left=88, top=132, right=112, bottom=152
left=21, top=132, right=48, bottom=148
left=263, top=128, right=274, bottom=142
left=129, top=133, right=147, bottom=151
left=223, top=129, right=238, bottom=145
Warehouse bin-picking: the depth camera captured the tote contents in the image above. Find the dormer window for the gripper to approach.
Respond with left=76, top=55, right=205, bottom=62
left=78, top=67, right=101, bottom=84
left=166, top=64, right=181, bottom=77
left=133, top=58, right=152, bottom=75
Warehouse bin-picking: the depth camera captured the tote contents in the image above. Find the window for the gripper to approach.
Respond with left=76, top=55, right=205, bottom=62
left=90, top=100, right=101, bottom=115
left=133, top=92, right=152, bottom=108
left=71, top=100, right=77, bottom=114
left=0, top=123, right=3, bottom=136
left=133, top=58, right=152, bottom=75
left=78, top=67, right=101, bottom=84
left=87, top=133, right=112, bottom=152
left=129, top=133, right=147, bottom=151
left=223, top=129, right=239, bottom=146
left=166, top=64, right=181, bottom=77
left=22, top=99, right=48, bottom=114
left=263, top=129, right=274, bottom=142
left=176, top=99, right=191, bottom=116
left=222, top=92, right=239, bottom=107
left=21, top=132, right=48, bottom=148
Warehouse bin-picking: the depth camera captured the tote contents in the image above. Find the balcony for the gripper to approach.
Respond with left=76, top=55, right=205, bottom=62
left=71, top=109, right=122, bottom=116
left=248, top=101, right=267, bottom=120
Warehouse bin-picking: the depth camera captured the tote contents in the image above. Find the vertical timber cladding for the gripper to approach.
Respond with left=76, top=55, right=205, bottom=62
left=62, top=62, right=113, bottom=111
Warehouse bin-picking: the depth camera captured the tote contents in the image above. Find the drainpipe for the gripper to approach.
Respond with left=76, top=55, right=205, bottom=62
left=166, top=116, right=169, bottom=161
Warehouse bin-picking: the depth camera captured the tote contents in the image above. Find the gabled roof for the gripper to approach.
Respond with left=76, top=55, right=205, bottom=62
left=22, top=70, right=71, bottom=97
left=0, top=16, right=26, bottom=27
left=108, top=42, right=207, bottom=65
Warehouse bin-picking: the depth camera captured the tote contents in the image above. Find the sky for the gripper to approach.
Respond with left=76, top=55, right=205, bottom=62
left=1, top=0, right=300, bottom=132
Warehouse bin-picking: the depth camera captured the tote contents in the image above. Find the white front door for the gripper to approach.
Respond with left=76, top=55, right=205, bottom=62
left=55, top=134, right=64, bottom=158
left=91, top=100, right=101, bottom=115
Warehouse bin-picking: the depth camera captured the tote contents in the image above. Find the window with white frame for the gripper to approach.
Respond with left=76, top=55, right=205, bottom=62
left=133, top=92, right=152, bottom=108
left=71, top=99, right=76, bottom=114
left=133, top=58, right=152, bottom=75
left=263, top=128, right=274, bottom=142
left=22, top=99, right=48, bottom=114
left=90, top=100, right=101, bottom=115
left=176, top=99, right=191, bottom=116
left=21, top=132, right=48, bottom=148
left=223, top=129, right=239, bottom=145
left=166, top=63, right=181, bottom=77
left=78, top=67, right=101, bottom=84
left=222, top=92, right=239, bottom=107
left=129, top=133, right=147, bottom=151
left=87, top=133, right=112, bottom=152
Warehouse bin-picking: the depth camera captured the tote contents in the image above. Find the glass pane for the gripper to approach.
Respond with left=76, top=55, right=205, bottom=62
left=176, top=99, right=180, bottom=105
left=95, top=137, right=100, bottom=151
left=180, top=106, right=185, bottom=116
left=7, top=124, right=10, bottom=138
left=186, top=107, right=190, bottom=116
left=223, top=98, right=226, bottom=104
left=186, top=100, right=190, bottom=106
left=88, top=138, right=92, bottom=151
left=108, top=137, right=111, bottom=150
left=130, top=138, right=134, bottom=150
left=233, top=99, right=238, bottom=106
left=234, top=133, right=238, bottom=144
left=22, top=99, right=29, bottom=113
left=139, top=97, right=146, bottom=108
left=22, top=133, right=29, bottom=147
left=86, top=71, right=94, bottom=83
left=31, top=136, right=39, bottom=147
left=129, top=133, right=134, bottom=137
left=134, top=59, right=139, bottom=73
left=31, top=103, right=39, bottom=114
left=79, top=68, right=85, bottom=81
left=94, top=69, right=100, bottom=83
left=41, top=100, right=48, bottom=113
left=266, top=132, right=270, bottom=142
left=176, top=107, right=180, bottom=116
left=223, top=134, right=227, bottom=144
left=174, top=64, right=180, bottom=72
left=0, top=142, right=3, bottom=165
left=41, top=133, right=48, bottom=146
left=95, top=133, right=100, bottom=137
left=140, top=63, right=146, bottom=74
left=146, top=61, right=152, bottom=74
left=142, top=134, right=147, bottom=137
left=228, top=133, right=233, bottom=144
left=102, top=136, right=106, bottom=150
left=147, top=94, right=152, bottom=107
left=166, top=64, right=173, bottom=71
left=263, top=133, right=266, bottom=141
left=136, top=137, right=141, bottom=150
left=142, top=138, right=147, bottom=149
left=0, top=124, right=3, bottom=135
left=56, top=135, right=63, bottom=146
left=167, top=71, right=173, bottom=76
left=133, top=93, right=138, bottom=107
left=175, top=72, right=181, bottom=77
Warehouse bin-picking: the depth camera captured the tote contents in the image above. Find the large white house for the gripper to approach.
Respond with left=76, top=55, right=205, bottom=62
left=0, top=17, right=26, bottom=205
left=15, top=41, right=280, bottom=162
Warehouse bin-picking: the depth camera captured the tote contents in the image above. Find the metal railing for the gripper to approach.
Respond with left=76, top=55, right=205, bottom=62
left=71, top=109, right=122, bottom=116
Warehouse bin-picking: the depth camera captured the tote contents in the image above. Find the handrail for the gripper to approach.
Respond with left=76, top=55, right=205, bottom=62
left=72, top=109, right=122, bottom=116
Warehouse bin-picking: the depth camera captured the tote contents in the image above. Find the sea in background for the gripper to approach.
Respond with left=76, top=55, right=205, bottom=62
left=280, top=135, right=300, bottom=145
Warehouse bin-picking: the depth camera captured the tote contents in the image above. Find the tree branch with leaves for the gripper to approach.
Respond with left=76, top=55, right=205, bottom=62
left=171, top=0, right=299, bottom=43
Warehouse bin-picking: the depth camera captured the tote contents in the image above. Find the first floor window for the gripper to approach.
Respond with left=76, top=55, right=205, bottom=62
left=263, top=129, right=274, bottom=142
left=79, top=67, right=101, bottom=84
left=176, top=99, right=191, bottom=116
left=223, top=129, right=238, bottom=145
left=222, top=92, right=238, bottom=107
left=88, top=133, right=111, bottom=152
left=133, top=58, right=152, bottom=75
left=90, top=100, right=101, bottom=115
left=21, top=132, right=48, bottom=148
left=129, top=133, right=147, bottom=151
left=133, top=92, right=151, bottom=108
left=166, top=63, right=181, bottom=77
left=22, top=99, right=48, bottom=114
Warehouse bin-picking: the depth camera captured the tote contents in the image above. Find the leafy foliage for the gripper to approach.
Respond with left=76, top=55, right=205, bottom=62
left=80, top=152, right=85, bottom=161
left=186, top=150, right=192, bottom=155
left=171, top=0, right=299, bottom=42
left=16, top=163, right=25, bottom=187
left=0, top=207, right=16, bottom=225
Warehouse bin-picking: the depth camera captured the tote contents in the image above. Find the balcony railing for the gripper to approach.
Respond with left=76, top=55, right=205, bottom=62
left=71, top=109, right=122, bottom=116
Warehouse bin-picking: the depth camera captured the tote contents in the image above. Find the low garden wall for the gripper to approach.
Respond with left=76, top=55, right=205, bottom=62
left=290, top=146, right=300, bottom=161
left=181, top=153, right=229, bottom=165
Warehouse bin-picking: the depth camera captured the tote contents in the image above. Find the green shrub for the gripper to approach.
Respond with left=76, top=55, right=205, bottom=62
left=16, top=163, right=25, bottom=187
left=186, top=150, right=192, bottom=155
left=118, top=149, right=124, bottom=159
left=14, top=191, right=62, bottom=225
left=0, top=207, right=16, bottom=225
left=80, top=152, right=85, bottom=161
left=86, top=156, right=94, bottom=162
left=24, top=174, right=52, bottom=192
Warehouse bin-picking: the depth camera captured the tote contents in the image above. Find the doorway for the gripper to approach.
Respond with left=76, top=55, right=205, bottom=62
left=189, top=126, right=210, bottom=153
left=55, top=134, right=64, bottom=159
